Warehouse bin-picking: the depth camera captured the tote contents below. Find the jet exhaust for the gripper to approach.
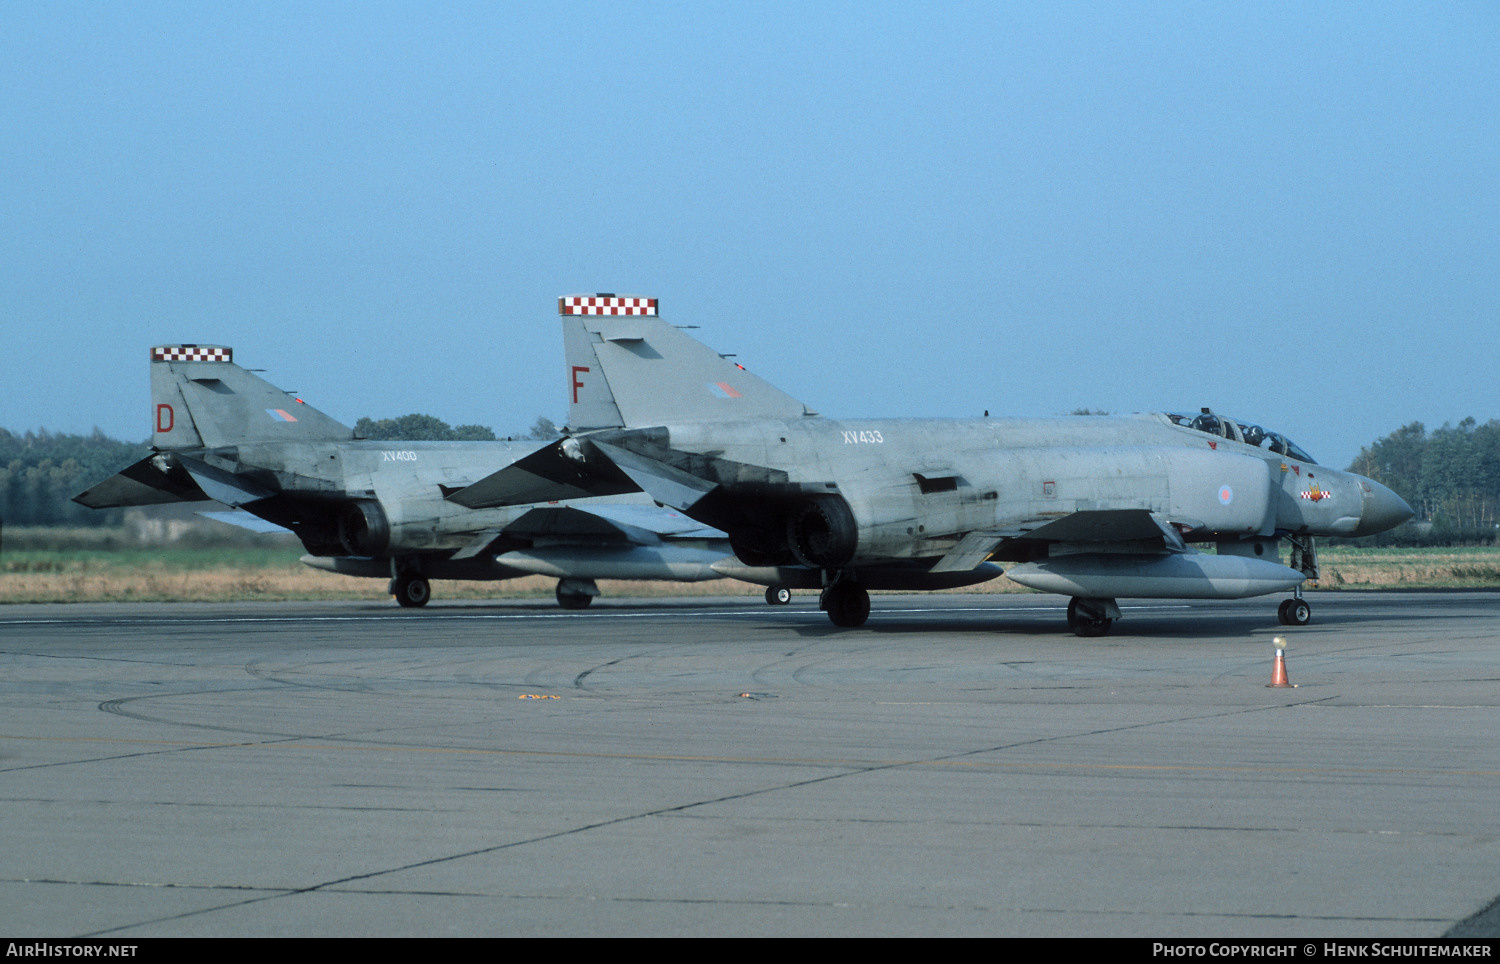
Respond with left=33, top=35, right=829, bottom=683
left=337, top=500, right=390, bottom=556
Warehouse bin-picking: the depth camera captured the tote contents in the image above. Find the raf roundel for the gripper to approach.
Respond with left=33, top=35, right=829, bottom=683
left=1218, top=485, right=1234, bottom=505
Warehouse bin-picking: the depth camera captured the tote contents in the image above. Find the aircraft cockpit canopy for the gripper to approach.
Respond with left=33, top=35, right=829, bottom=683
left=1167, top=409, right=1317, bottom=464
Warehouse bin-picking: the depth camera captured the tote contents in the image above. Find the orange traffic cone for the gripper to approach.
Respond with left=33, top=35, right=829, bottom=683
left=1267, top=637, right=1296, bottom=688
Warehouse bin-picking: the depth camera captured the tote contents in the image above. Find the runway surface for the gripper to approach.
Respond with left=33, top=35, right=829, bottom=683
left=2, top=591, right=1499, bottom=937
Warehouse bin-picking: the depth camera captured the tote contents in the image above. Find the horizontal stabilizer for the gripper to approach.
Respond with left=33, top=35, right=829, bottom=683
left=445, top=440, right=638, bottom=509
left=591, top=440, right=718, bottom=512
left=72, top=455, right=209, bottom=509
left=179, top=458, right=275, bottom=507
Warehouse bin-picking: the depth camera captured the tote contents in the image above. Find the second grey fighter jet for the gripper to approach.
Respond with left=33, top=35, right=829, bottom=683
left=74, top=345, right=737, bottom=608
left=448, top=295, right=1413, bottom=634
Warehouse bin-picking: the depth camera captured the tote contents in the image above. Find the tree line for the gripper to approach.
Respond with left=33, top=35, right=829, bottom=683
left=0, top=428, right=146, bottom=527
left=352, top=414, right=560, bottom=442
left=1348, top=418, right=1500, bottom=544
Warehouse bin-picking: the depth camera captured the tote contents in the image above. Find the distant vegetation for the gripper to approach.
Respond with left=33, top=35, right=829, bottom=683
left=0, top=428, right=146, bottom=527
left=353, top=414, right=498, bottom=441
left=1346, top=419, right=1500, bottom=545
left=353, top=413, right=561, bottom=442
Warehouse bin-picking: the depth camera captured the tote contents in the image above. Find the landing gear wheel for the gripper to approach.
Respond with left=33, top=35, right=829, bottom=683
left=765, top=585, right=792, bottom=606
left=556, top=586, right=594, bottom=610
left=393, top=576, right=431, bottom=608
left=821, top=583, right=870, bottom=628
left=1066, top=598, right=1112, bottom=637
left=1278, top=598, right=1311, bottom=626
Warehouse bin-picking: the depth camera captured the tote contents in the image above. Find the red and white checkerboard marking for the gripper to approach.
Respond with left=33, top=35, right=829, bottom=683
left=558, top=295, right=658, bottom=316
left=152, top=345, right=232, bottom=363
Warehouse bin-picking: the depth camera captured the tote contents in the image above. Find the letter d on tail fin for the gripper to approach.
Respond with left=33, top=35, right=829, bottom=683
left=150, top=345, right=351, bottom=450
left=559, top=295, right=814, bottom=430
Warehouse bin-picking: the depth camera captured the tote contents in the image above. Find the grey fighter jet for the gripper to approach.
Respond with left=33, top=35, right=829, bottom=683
left=73, top=345, right=735, bottom=608
left=447, top=295, right=1413, bottom=634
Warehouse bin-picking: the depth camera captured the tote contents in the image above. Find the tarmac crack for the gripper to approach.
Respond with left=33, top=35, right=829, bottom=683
left=68, top=695, right=1346, bottom=936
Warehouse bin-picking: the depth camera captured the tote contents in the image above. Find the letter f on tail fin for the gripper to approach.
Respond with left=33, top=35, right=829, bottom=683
left=559, top=295, right=815, bottom=431
left=150, top=345, right=351, bottom=450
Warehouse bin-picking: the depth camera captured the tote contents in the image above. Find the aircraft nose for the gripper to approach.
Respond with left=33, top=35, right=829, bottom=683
left=1356, top=478, right=1414, bottom=536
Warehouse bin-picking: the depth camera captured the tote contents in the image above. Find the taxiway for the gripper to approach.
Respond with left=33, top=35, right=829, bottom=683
left=2, top=592, right=1498, bottom=937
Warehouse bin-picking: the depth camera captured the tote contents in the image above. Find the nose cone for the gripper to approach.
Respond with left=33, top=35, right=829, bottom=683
left=1354, top=478, right=1414, bottom=536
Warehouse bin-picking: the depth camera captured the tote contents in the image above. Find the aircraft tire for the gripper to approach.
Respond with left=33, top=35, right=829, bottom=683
left=556, top=587, right=594, bottom=610
left=1066, top=598, right=1112, bottom=637
left=394, top=576, right=431, bottom=608
left=1073, top=617, right=1111, bottom=637
left=1278, top=598, right=1311, bottom=626
left=765, top=585, right=792, bottom=606
left=823, top=584, right=870, bottom=628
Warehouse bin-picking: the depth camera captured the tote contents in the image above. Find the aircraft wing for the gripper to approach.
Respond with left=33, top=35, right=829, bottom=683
left=485, top=501, right=732, bottom=585
left=448, top=501, right=726, bottom=563
left=502, top=503, right=724, bottom=545
left=1008, top=509, right=1186, bottom=547
left=931, top=508, right=1186, bottom=572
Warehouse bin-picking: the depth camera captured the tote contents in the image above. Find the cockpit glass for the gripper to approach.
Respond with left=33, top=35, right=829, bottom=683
left=1167, top=412, right=1317, bottom=464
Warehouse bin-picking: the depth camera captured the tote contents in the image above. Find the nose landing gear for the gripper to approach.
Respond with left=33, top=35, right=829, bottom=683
left=1278, top=596, right=1311, bottom=626
left=1278, top=535, right=1318, bottom=626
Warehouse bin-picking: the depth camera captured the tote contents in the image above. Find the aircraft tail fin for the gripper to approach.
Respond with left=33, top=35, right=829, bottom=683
left=150, top=345, right=351, bottom=450
left=559, top=295, right=814, bottom=431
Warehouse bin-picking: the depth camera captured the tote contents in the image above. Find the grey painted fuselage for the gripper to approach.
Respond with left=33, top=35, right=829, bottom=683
left=74, top=346, right=737, bottom=608
left=449, top=297, right=1413, bottom=632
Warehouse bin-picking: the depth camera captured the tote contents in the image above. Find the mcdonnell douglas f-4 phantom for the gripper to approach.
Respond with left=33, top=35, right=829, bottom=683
left=73, top=345, right=737, bottom=608
left=446, top=295, right=1413, bottom=635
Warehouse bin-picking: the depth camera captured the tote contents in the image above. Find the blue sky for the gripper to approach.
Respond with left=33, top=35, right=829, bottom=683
left=3, top=2, right=1495, bottom=468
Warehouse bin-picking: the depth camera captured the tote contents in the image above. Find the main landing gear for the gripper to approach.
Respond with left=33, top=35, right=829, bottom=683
left=1066, top=597, right=1119, bottom=637
left=820, top=581, right=870, bottom=628
left=391, top=574, right=431, bottom=608
left=556, top=577, right=599, bottom=610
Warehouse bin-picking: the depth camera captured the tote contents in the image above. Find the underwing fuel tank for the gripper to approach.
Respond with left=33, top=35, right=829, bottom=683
left=1005, top=552, right=1304, bottom=600
left=496, top=544, right=733, bottom=582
